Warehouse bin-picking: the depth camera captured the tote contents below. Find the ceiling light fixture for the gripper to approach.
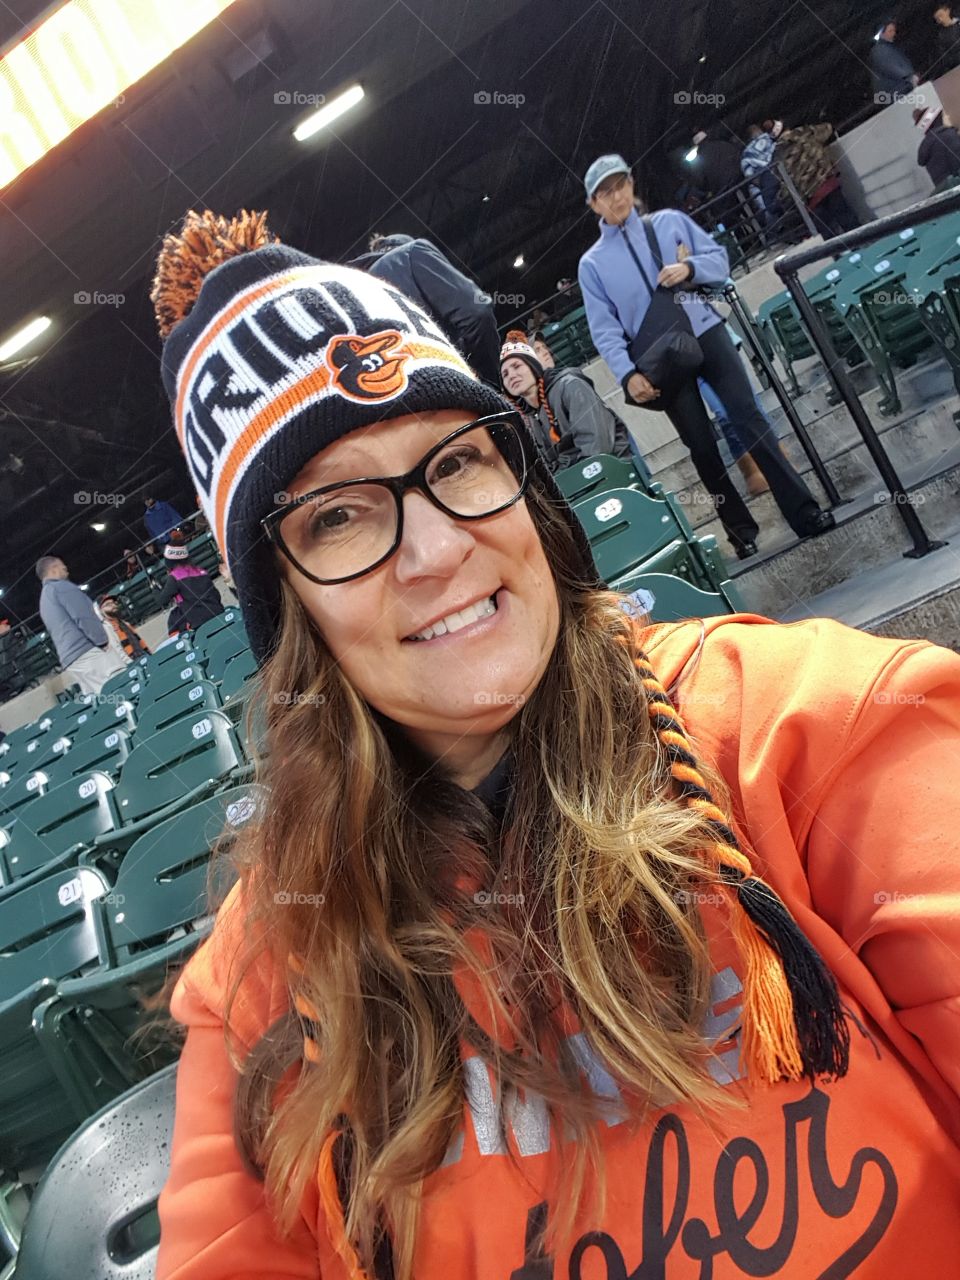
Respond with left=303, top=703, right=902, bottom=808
left=685, top=146, right=699, bottom=162
left=0, top=316, right=51, bottom=362
left=294, top=83, right=364, bottom=142
left=91, top=522, right=107, bottom=532
left=513, top=254, right=525, bottom=268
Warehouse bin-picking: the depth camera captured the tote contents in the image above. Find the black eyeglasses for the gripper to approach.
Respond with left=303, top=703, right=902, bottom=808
left=262, top=412, right=532, bottom=585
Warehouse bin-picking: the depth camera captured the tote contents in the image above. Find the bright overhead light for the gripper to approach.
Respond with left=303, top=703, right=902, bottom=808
left=698, top=54, right=707, bottom=63
left=0, top=316, right=51, bottom=362
left=293, top=83, right=364, bottom=142
left=513, top=254, right=525, bottom=268
left=79, top=583, right=89, bottom=591
left=91, top=522, right=107, bottom=532
left=482, top=193, right=490, bottom=202
left=685, top=146, right=699, bottom=162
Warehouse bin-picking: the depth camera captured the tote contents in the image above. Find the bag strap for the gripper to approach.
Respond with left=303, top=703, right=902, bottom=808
left=640, top=215, right=665, bottom=270
left=618, top=222, right=658, bottom=296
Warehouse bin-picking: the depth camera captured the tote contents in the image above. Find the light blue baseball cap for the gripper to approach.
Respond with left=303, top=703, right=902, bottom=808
left=584, top=153, right=631, bottom=200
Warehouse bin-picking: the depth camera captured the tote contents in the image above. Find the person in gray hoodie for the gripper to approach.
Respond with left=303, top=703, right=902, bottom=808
left=37, top=556, right=127, bottom=695
left=499, top=330, right=643, bottom=475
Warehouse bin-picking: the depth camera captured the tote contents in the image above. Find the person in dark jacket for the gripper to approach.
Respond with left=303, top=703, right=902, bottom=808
left=915, top=106, right=960, bottom=185
left=871, top=20, right=919, bottom=101
left=157, top=542, right=223, bottom=634
left=350, top=234, right=501, bottom=384
left=933, top=5, right=960, bottom=75
left=499, top=331, right=638, bottom=475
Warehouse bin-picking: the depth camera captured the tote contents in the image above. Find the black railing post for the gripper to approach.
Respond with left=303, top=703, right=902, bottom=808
left=774, top=185, right=960, bottom=558
left=723, top=283, right=844, bottom=507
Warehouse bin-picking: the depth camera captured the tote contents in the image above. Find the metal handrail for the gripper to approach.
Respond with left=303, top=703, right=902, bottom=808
left=773, top=185, right=960, bottom=558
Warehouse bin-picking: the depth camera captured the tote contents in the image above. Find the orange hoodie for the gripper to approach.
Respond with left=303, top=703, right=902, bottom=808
left=156, top=615, right=960, bottom=1280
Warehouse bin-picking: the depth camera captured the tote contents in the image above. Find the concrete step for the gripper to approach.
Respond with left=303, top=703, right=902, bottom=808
left=731, top=444, right=960, bottom=619
left=778, top=517, right=960, bottom=652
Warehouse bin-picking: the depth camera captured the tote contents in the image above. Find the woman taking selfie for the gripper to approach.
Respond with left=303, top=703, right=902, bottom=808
left=153, top=211, right=960, bottom=1280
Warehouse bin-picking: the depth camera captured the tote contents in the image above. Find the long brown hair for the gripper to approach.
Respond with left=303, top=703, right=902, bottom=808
left=224, top=479, right=740, bottom=1278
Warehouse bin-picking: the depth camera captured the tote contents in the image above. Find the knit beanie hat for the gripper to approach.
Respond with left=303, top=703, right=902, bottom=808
left=151, top=211, right=600, bottom=663
left=499, top=329, right=543, bottom=382
left=163, top=543, right=190, bottom=561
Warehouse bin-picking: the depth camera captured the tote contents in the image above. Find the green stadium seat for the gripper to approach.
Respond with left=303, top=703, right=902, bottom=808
left=35, top=699, right=95, bottom=738
left=15, top=635, right=59, bottom=689
left=142, top=636, right=201, bottom=672
left=19, top=733, right=73, bottom=773
left=133, top=678, right=222, bottom=740
left=0, top=772, right=118, bottom=888
left=203, top=629, right=250, bottom=681
left=135, top=660, right=206, bottom=707
left=101, top=709, right=245, bottom=850
left=616, top=570, right=737, bottom=622
left=43, top=729, right=132, bottom=787
left=193, top=608, right=243, bottom=654
left=554, top=454, right=645, bottom=504
left=186, top=531, right=221, bottom=574
left=14, top=1063, right=176, bottom=1280
left=219, top=650, right=258, bottom=715
left=66, top=696, right=138, bottom=743
left=0, top=770, right=48, bottom=819
left=0, top=866, right=127, bottom=1182
left=97, top=666, right=147, bottom=708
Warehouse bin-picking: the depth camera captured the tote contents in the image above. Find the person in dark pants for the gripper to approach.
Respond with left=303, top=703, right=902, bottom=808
left=350, top=233, right=501, bottom=385
left=578, top=154, right=834, bottom=558
left=915, top=107, right=960, bottom=186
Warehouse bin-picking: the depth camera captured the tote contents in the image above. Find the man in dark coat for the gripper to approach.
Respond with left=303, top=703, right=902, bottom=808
left=871, top=20, right=919, bottom=101
left=915, top=107, right=960, bottom=186
left=933, top=5, right=960, bottom=75
left=350, top=234, right=501, bottom=384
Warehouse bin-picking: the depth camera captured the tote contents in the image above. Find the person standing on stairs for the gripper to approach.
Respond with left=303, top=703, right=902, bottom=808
left=578, top=154, right=835, bottom=559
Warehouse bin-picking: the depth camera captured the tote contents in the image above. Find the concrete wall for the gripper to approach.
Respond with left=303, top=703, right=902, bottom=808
left=833, top=85, right=941, bottom=224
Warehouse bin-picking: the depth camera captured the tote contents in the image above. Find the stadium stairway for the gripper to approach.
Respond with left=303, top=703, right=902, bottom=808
left=587, top=344, right=960, bottom=651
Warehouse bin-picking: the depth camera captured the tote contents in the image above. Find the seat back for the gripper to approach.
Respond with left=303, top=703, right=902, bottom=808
left=104, top=786, right=260, bottom=961
left=203, top=629, right=250, bottom=681
left=186, top=531, right=221, bottom=573
left=554, top=454, right=641, bottom=504
left=134, top=678, right=222, bottom=740
left=14, top=1064, right=176, bottom=1280
left=68, top=695, right=138, bottom=743
left=113, top=711, right=244, bottom=825
left=97, top=667, right=146, bottom=708
left=193, top=608, right=243, bottom=652
left=142, top=636, right=201, bottom=674
left=616, top=571, right=733, bottom=623
left=20, top=732, right=73, bottom=772
left=572, top=488, right=681, bottom=583
left=44, top=728, right=132, bottom=786
left=0, top=768, right=49, bottom=819
left=0, top=772, right=118, bottom=883
left=137, top=660, right=206, bottom=706
left=0, top=866, right=108, bottom=1002
left=220, top=650, right=258, bottom=708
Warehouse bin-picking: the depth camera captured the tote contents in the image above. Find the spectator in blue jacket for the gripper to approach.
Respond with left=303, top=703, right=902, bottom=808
left=143, top=494, right=183, bottom=546
left=870, top=20, right=919, bottom=102
left=37, top=556, right=127, bottom=695
left=741, top=124, right=785, bottom=231
left=577, top=153, right=834, bottom=558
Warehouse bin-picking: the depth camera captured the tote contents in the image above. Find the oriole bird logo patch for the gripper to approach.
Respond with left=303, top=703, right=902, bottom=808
left=325, top=330, right=410, bottom=402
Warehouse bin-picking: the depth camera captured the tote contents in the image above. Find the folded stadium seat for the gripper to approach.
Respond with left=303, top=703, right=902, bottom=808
left=17, top=733, right=72, bottom=774
left=0, top=772, right=119, bottom=891
left=186, top=530, right=221, bottom=574
left=615, top=570, right=736, bottom=623
left=203, top=628, right=251, bottom=682
left=95, top=709, right=245, bottom=854
left=0, top=770, right=49, bottom=820
left=219, top=650, right=258, bottom=719
left=65, top=695, right=138, bottom=744
left=133, top=678, right=222, bottom=740
left=0, top=722, right=47, bottom=763
left=554, top=453, right=647, bottom=504
left=0, top=866, right=133, bottom=1207
left=192, top=607, right=243, bottom=653
left=41, top=729, right=132, bottom=788
left=572, top=488, right=731, bottom=597
left=14, top=635, right=59, bottom=691
left=35, top=697, right=95, bottom=739
left=110, top=571, right=161, bottom=627
left=141, top=635, right=201, bottom=674
left=134, top=660, right=206, bottom=709
left=14, top=1063, right=176, bottom=1280
left=64, top=786, right=258, bottom=1030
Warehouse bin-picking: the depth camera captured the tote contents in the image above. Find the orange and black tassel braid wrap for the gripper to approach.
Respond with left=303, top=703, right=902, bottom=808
left=635, top=649, right=850, bottom=1085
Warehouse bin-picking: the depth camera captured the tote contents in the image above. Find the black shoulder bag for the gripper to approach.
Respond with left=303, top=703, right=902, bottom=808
left=622, top=216, right=704, bottom=410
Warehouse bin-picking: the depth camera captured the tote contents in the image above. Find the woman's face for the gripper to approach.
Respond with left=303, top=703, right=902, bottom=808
left=280, top=409, right=560, bottom=775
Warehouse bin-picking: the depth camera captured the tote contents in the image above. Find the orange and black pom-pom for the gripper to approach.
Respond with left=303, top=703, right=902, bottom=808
left=504, top=328, right=530, bottom=344
left=150, top=208, right=278, bottom=339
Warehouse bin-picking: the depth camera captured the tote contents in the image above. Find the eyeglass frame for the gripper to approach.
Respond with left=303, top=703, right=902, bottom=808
left=261, top=411, right=534, bottom=586
left=592, top=172, right=632, bottom=201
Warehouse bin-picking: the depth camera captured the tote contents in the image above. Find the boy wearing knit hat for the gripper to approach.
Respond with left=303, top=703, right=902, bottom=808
left=499, top=330, right=639, bottom=475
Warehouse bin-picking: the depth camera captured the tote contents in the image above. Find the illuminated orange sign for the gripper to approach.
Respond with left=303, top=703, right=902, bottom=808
left=0, top=0, right=236, bottom=189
